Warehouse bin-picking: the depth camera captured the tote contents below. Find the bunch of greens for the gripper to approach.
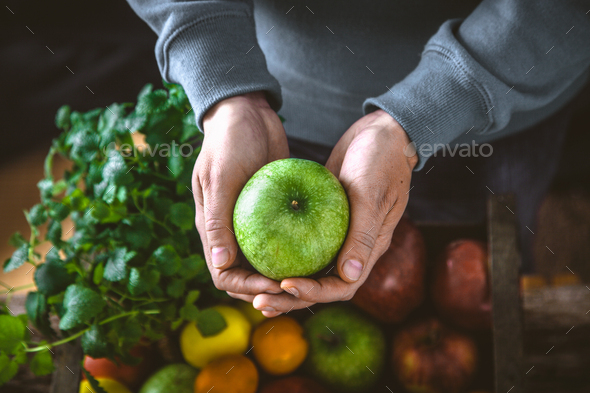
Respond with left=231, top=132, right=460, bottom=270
left=0, top=82, right=225, bottom=387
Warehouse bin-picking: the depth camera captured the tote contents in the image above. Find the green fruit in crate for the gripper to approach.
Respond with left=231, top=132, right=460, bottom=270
left=305, top=306, right=385, bottom=392
left=233, top=158, right=349, bottom=281
left=139, top=364, right=199, bottom=393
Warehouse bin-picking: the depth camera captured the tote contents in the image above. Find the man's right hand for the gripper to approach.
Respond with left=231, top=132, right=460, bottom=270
left=192, top=91, right=288, bottom=302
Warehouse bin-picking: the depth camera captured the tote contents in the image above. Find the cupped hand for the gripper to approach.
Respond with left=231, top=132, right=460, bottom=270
left=253, top=109, right=418, bottom=317
left=192, top=91, right=289, bottom=300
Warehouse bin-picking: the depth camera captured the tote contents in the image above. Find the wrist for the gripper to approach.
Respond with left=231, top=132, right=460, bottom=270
left=203, top=91, right=271, bottom=129
left=372, top=109, right=419, bottom=171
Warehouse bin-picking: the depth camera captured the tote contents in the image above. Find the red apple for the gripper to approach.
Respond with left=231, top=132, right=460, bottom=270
left=431, top=239, right=491, bottom=330
left=392, top=317, right=478, bottom=393
left=260, top=376, right=332, bottom=393
left=83, top=342, right=156, bottom=389
left=351, top=217, right=426, bottom=324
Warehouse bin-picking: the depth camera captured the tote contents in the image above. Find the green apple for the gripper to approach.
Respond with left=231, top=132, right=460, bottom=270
left=305, top=306, right=385, bottom=392
left=139, top=364, right=199, bottom=393
left=233, top=158, right=349, bottom=280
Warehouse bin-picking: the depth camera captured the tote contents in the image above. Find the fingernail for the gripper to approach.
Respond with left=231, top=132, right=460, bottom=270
left=211, top=247, right=229, bottom=268
left=343, top=260, right=363, bottom=281
left=259, top=307, right=275, bottom=312
left=285, top=287, right=299, bottom=297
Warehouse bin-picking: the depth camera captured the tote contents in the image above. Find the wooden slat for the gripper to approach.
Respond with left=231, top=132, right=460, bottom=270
left=49, top=340, right=82, bottom=393
left=488, top=195, right=523, bottom=393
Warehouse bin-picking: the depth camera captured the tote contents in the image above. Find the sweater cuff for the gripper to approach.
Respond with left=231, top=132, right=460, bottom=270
left=160, top=12, right=282, bottom=131
left=363, top=44, right=492, bottom=171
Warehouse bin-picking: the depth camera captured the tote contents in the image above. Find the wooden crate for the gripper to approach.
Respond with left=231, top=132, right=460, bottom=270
left=3, top=195, right=589, bottom=393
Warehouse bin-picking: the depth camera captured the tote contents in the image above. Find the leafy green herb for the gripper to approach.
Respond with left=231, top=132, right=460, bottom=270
left=29, top=351, right=54, bottom=376
left=0, top=82, right=227, bottom=386
left=59, top=285, right=107, bottom=330
left=196, top=309, right=228, bottom=337
left=0, top=315, right=25, bottom=353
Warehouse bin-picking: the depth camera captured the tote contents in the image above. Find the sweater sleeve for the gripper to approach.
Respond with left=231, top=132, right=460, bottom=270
left=126, top=0, right=282, bottom=131
left=363, top=0, right=590, bottom=170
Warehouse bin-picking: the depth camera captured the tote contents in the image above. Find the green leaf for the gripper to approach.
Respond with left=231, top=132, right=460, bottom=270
left=8, top=232, right=27, bottom=248
left=91, top=202, right=110, bottom=220
left=47, top=201, right=70, bottom=221
left=25, top=292, right=53, bottom=337
left=127, top=267, right=160, bottom=296
left=30, top=350, right=54, bottom=376
left=3, top=244, right=29, bottom=272
left=166, top=279, right=185, bottom=298
left=13, top=347, right=28, bottom=365
left=102, top=153, right=131, bottom=186
left=165, top=81, right=189, bottom=111
left=121, top=114, right=147, bottom=133
left=55, top=105, right=71, bottom=130
left=185, top=290, right=200, bottom=305
left=0, top=315, right=26, bottom=353
left=196, top=308, right=227, bottom=337
left=167, top=148, right=185, bottom=179
left=103, top=248, right=135, bottom=282
left=46, top=220, right=62, bottom=244
left=28, top=204, right=48, bottom=226
left=59, top=285, right=106, bottom=330
left=70, top=130, right=100, bottom=162
left=37, top=179, right=54, bottom=201
left=169, top=202, right=194, bottom=230
left=81, top=325, right=112, bottom=359
left=180, top=304, right=199, bottom=322
left=81, top=367, right=108, bottom=393
left=34, top=259, right=74, bottom=296
left=62, top=188, right=89, bottom=211
left=178, top=254, right=206, bottom=280
left=0, top=353, right=19, bottom=385
left=121, top=216, right=152, bottom=249
left=119, top=318, right=142, bottom=346
left=136, top=90, right=170, bottom=115
left=93, top=262, right=104, bottom=285
left=151, top=245, right=181, bottom=276
left=137, top=83, right=153, bottom=100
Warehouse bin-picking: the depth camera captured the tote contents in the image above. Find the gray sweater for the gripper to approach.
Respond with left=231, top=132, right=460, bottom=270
left=127, top=0, right=590, bottom=170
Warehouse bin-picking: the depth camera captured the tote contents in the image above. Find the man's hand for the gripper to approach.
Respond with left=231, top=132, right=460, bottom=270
left=252, top=109, right=418, bottom=317
left=193, top=91, right=289, bottom=300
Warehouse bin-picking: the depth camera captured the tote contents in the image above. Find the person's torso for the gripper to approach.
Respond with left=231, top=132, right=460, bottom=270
left=253, top=0, right=481, bottom=146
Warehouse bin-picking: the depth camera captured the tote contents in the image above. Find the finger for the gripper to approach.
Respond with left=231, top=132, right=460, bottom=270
left=226, top=292, right=255, bottom=303
left=279, top=275, right=354, bottom=304
left=200, top=169, right=241, bottom=270
left=335, top=188, right=389, bottom=283
left=213, top=265, right=282, bottom=295
left=253, top=292, right=315, bottom=315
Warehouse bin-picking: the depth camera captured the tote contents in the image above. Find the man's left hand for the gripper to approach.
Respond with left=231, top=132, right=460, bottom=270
left=252, top=109, right=418, bottom=317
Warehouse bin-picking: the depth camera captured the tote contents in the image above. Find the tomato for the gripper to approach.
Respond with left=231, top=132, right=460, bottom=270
left=83, top=342, right=156, bottom=389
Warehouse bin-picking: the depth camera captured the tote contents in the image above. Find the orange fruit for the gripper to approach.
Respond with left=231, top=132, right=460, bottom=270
left=194, top=354, right=258, bottom=393
left=251, top=316, right=308, bottom=375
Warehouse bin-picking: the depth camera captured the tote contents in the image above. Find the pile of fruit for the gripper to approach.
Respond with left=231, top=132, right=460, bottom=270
left=81, top=217, right=492, bottom=393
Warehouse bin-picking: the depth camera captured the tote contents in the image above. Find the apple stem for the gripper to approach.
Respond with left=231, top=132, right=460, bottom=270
left=291, top=200, right=299, bottom=211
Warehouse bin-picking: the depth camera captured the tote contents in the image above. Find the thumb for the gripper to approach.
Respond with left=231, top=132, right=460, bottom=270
left=337, top=195, right=386, bottom=283
left=202, top=182, right=239, bottom=270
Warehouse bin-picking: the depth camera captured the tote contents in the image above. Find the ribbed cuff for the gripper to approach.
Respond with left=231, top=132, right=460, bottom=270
left=363, top=45, right=492, bottom=171
left=160, top=12, right=282, bottom=130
